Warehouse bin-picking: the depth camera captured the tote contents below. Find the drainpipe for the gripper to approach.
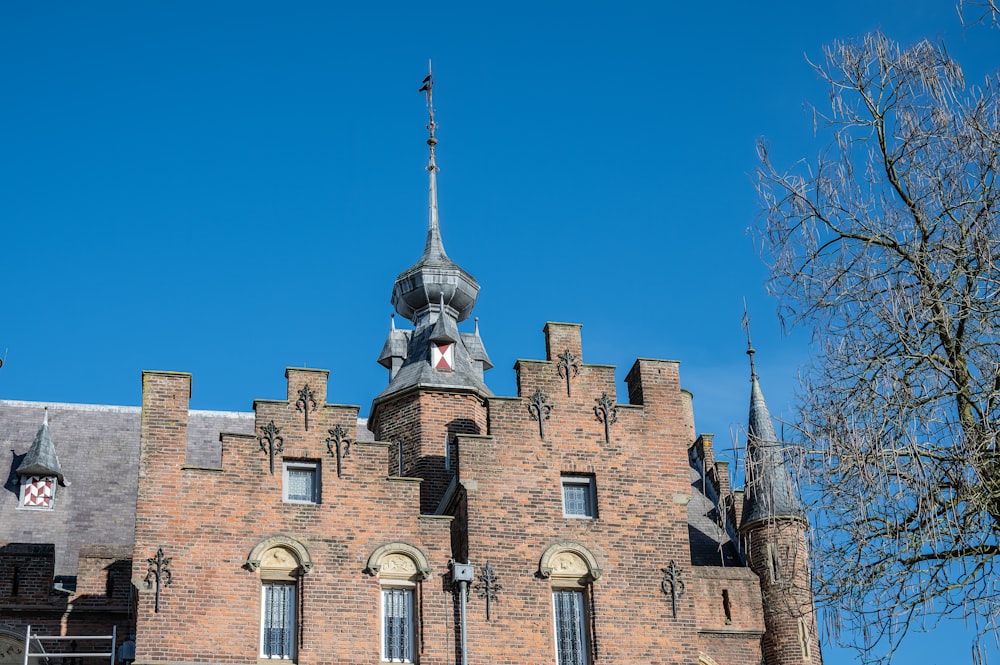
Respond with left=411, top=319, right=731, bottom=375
left=450, top=560, right=475, bottom=665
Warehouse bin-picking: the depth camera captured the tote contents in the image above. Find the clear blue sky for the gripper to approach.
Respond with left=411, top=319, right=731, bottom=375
left=2, top=2, right=997, bottom=662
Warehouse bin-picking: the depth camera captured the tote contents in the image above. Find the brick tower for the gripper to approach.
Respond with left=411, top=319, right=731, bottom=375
left=739, top=341, right=822, bottom=665
left=368, top=68, right=491, bottom=513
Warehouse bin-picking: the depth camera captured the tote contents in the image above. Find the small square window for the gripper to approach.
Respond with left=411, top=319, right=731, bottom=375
left=19, top=476, right=56, bottom=510
left=561, top=476, right=596, bottom=518
left=283, top=462, right=319, bottom=504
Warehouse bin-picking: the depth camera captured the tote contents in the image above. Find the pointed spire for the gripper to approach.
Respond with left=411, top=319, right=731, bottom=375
left=16, top=407, right=66, bottom=485
left=420, top=60, right=448, bottom=263
left=739, top=315, right=804, bottom=531
left=391, top=66, right=480, bottom=325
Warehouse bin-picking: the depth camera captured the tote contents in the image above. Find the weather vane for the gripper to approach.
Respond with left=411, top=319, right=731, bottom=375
left=741, top=297, right=757, bottom=380
left=418, top=60, right=438, bottom=171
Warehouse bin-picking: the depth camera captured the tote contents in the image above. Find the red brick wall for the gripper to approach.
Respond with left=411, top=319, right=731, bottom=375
left=133, top=369, right=454, bottom=665
left=691, top=566, right=764, bottom=665
left=450, top=322, right=703, bottom=664
left=370, top=390, right=487, bottom=513
left=744, top=519, right=822, bottom=665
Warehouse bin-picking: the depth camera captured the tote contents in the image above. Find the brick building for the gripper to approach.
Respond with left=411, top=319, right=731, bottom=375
left=0, top=77, right=821, bottom=665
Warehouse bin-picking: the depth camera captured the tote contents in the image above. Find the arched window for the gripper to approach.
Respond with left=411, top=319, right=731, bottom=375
left=366, top=543, right=431, bottom=663
left=248, top=536, right=312, bottom=661
left=539, top=542, right=602, bottom=665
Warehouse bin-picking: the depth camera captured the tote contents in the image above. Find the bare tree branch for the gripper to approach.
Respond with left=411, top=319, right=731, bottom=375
left=756, top=31, right=1000, bottom=663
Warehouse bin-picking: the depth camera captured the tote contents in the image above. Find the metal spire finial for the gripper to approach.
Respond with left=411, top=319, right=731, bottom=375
left=418, top=61, right=447, bottom=262
left=741, top=298, right=757, bottom=380
left=419, top=60, right=438, bottom=171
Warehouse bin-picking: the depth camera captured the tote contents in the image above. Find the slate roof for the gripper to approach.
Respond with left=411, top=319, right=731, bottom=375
left=739, top=374, right=805, bottom=530
left=15, top=411, right=65, bottom=483
left=377, top=323, right=492, bottom=400
left=687, top=447, right=743, bottom=567
left=0, top=400, right=374, bottom=576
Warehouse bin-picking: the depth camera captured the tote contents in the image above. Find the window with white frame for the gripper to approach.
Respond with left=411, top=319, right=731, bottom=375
left=250, top=538, right=311, bottom=664
left=382, top=586, right=415, bottom=662
left=540, top=544, right=600, bottom=665
left=283, top=461, right=319, bottom=504
left=261, top=583, right=296, bottom=659
left=19, top=475, right=56, bottom=509
left=553, top=589, right=588, bottom=665
left=561, top=476, right=596, bottom=518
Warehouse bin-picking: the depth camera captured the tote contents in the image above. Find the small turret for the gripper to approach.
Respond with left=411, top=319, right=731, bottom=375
left=16, top=409, right=67, bottom=509
left=739, top=344, right=804, bottom=531
left=17, top=409, right=65, bottom=484
left=738, top=323, right=821, bottom=665
left=374, top=65, right=491, bottom=401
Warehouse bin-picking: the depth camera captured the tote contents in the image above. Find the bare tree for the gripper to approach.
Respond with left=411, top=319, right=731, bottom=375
left=960, top=0, right=1000, bottom=28
left=756, top=31, right=1000, bottom=662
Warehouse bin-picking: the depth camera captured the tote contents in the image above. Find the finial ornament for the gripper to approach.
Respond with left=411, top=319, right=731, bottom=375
left=741, top=298, right=757, bottom=380
left=418, top=60, right=438, bottom=171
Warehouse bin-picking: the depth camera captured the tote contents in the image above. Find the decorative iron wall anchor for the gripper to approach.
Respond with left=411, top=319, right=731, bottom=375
left=258, top=420, right=284, bottom=475
left=593, top=392, right=619, bottom=444
left=295, top=384, right=318, bottom=430
left=527, top=388, right=554, bottom=439
left=473, top=561, right=503, bottom=621
left=144, top=547, right=172, bottom=613
left=660, top=560, right=685, bottom=618
left=556, top=349, right=580, bottom=396
left=326, top=424, right=352, bottom=478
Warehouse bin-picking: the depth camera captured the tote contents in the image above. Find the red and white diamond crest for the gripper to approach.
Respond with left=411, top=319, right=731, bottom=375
left=22, top=476, right=54, bottom=508
left=432, top=342, right=454, bottom=371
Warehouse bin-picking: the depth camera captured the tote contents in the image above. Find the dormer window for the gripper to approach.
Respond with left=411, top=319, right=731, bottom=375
left=19, top=475, right=55, bottom=510
left=431, top=342, right=454, bottom=371
left=15, top=410, right=65, bottom=511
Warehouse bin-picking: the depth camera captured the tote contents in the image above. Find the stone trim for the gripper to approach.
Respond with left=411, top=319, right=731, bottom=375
left=539, top=541, right=602, bottom=581
left=246, top=535, right=313, bottom=573
left=366, top=542, right=432, bottom=580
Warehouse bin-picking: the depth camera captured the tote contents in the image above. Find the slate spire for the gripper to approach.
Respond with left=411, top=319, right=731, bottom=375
left=739, top=331, right=804, bottom=530
left=391, top=63, right=480, bottom=326
left=375, top=67, right=491, bottom=400
left=16, top=409, right=66, bottom=485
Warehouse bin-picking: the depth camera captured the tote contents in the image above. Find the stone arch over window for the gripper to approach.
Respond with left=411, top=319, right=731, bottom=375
left=0, top=628, right=25, bottom=665
left=249, top=536, right=311, bottom=661
left=247, top=535, right=313, bottom=576
left=365, top=542, right=432, bottom=580
left=367, top=542, right=430, bottom=664
left=539, top=541, right=602, bottom=586
left=699, top=653, right=721, bottom=665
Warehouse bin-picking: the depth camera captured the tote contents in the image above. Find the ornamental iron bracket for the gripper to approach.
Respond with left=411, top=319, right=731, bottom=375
left=593, top=392, right=619, bottom=444
left=258, top=420, right=284, bottom=475
left=556, top=349, right=580, bottom=396
left=326, top=424, right=352, bottom=478
left=473, top=560, right=503, bottom=621
left=144, top=547, right=172, bottom=613
left=527, top=388, right=554, bottom=439
left=660, top=560, right=685, bottom=618
left=295, top=384, right=318, bottom=430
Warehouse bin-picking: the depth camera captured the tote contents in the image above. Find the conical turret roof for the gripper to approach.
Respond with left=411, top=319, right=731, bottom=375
left=740, top=347, right=804, bottom=530
left=16, top=410, right=66, bottom=484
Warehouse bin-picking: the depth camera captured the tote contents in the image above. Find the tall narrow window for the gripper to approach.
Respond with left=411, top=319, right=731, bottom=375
left=382, top=587, right=414, bottom=662
left=539, top=544, right=600, bottom=665
left=553, top=590, right=588, bottom=665
left=248, top=538, right=312, bottom=664
left=261, top=583, right=296, bottom=659
left=366, top=544, right=430, bottom=665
